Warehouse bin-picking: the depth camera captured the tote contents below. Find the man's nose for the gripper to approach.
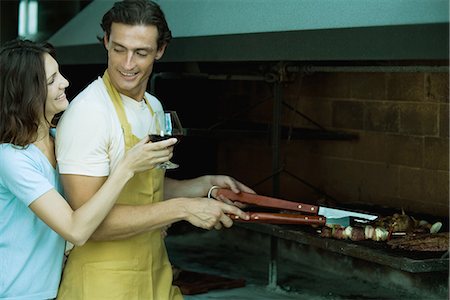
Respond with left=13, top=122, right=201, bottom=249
left=124, top=52, right=135, bottom=70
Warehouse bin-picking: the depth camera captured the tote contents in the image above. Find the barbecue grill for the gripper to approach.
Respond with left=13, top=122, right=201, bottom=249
left=40, top=1, right=450, bottom=298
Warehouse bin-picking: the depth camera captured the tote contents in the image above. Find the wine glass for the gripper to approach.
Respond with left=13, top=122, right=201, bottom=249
left=148, top=110, right=184, bottom=169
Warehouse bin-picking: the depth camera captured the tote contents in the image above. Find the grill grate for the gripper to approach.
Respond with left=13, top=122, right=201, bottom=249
left=237, top=223, right=449, bottom=273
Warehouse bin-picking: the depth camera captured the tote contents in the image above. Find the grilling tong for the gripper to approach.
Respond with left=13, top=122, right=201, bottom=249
left=216, top=189, right=378, bottom=226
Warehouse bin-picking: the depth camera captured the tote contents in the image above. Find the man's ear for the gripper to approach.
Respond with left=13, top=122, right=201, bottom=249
left=103, top=35, right=109, bottom=49
left=155, top=43, right=167, bottom=60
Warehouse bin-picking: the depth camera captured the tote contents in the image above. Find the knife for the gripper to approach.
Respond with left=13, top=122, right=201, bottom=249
left=216, top=189, right=378, bottom=226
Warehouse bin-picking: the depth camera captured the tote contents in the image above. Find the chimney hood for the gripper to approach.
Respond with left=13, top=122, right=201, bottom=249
left=48, top=0, right=449, bottom=65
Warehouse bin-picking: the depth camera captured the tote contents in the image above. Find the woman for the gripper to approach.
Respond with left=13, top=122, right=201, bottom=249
left=0, top=39, right=177, bottom=299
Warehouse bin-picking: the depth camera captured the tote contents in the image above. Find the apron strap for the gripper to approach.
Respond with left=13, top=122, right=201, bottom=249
left=102, top=70, right=154, bottom=150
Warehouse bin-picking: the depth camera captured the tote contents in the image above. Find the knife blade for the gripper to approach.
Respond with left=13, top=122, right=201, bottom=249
left=318, top=206, right=378, bottom=225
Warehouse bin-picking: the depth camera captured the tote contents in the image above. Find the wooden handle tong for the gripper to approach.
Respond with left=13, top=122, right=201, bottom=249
left=216, top=188, right=326, bottom=226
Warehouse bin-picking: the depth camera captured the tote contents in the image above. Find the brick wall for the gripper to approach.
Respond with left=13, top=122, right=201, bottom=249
left=216, top=72, right=449, bottom=217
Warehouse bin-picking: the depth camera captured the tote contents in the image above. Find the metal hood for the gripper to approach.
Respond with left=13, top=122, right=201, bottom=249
left=48, top=0, right=449, bottom=64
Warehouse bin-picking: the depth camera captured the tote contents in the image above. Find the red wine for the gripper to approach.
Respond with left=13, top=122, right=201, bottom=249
left=149, top=134, right=183, bottom=143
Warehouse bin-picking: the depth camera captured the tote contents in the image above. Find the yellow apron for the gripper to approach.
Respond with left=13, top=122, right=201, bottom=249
left=57, top=72, right=182, bottom=300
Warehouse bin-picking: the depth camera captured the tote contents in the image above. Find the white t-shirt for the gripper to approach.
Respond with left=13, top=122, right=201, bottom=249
left=55, top=77, right=163, bottom=176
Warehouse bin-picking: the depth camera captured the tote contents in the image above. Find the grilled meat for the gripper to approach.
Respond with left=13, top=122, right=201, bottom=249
left=387, top=232, right=449, bottom=251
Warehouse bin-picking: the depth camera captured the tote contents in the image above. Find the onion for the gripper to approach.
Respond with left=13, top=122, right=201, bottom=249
left=373, top=227, right=389, bottom=241
left=343, top=226, right=353, bottom=239
left=364, top=225, right=374, bottom=240
left=430, top=222, right=442, bottom=234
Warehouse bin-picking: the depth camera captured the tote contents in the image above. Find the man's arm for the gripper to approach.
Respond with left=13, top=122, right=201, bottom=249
left=164, top=176, right=210, bottom=199
left=61, top=174, right=250, bottom=240
left=164, top=175, right=255, bottom=201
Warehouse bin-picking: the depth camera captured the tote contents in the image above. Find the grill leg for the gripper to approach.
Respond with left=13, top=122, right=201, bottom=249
left=268, top=236, right=278, bottom=289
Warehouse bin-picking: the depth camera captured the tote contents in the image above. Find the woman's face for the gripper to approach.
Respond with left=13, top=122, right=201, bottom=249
left=44, top=53, right=69, bottom=121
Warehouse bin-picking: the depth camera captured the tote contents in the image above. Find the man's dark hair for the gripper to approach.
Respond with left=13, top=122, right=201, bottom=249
left=100, top=0, right=172, bottom=50
left=0, top=39, right=56, bottom=146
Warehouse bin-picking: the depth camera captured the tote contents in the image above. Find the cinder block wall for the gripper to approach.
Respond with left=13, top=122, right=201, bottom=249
left=216, top=72, right=449, bottom=217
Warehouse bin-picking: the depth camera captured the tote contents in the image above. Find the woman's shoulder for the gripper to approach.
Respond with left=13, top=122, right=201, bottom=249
left=0, top=143, right=28, bottom=156
left=0, top=143, right=36, bottom=160
left=0, top=144, right=37, bottom=173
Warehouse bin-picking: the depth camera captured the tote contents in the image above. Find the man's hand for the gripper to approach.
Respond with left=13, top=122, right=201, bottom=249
left=208, top=175, right=255, bottom=207
left=181, top=198, right=250, bottom=230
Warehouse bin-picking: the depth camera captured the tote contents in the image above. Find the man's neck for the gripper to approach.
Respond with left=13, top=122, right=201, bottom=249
left=121, top=92, right=145, bottom=102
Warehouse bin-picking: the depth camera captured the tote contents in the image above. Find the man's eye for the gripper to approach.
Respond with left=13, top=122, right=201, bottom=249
left=113, top=48, right=125, bottom=52
left=137, top=51, right=148, bottom=57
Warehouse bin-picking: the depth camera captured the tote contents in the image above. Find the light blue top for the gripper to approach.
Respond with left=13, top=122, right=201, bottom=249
left=0, top=143, right=65, bottom=300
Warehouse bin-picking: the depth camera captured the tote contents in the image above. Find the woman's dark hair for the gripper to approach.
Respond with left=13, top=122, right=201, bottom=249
left=0, top=39, right=56, bottom=146
left=100, top=0, right=172, bottom=50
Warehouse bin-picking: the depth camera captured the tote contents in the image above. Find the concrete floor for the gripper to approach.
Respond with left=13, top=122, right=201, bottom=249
left=165, top=226, right=448, bottom=300
left=166, top=228, right=329, bottom=300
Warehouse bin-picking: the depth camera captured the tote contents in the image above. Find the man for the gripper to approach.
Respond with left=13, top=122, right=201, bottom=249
left=55, top=1, right=252, bottom=299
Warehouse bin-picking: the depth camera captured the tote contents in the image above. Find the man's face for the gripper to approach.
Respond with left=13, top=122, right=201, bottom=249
left=104, top=22, right=166, bottom=100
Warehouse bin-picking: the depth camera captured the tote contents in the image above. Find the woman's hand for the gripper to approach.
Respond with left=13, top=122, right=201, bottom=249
left=121, top=136, right=177, bottom=175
